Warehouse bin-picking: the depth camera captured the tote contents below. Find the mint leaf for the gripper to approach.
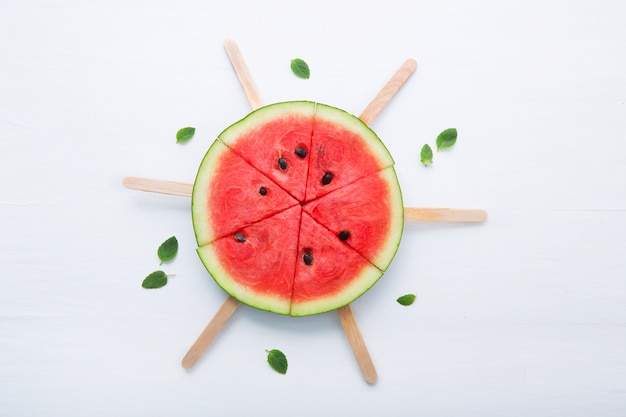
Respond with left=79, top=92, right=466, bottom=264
left=397, top=293, right=416, bottom=306
left=176, top=127, right=195, bottom=143
left=436, top=128, right=457, bottom=151
left=142, top=270, right=169, bottom=289
left=266, top=349, right=288, bottom=374
left=420, top=144, right=433, bottom=166
left=290, top=58, right=310, bottom=79
left=157, top=236, right=178, bottom=264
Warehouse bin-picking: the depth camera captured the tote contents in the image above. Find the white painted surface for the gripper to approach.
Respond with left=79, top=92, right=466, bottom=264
left=1, top=0, right=625, bottom=416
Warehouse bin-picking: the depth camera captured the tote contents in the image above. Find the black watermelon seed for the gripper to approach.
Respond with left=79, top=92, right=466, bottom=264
left=234, top=233, right=246, bottom=242
left=278, top=157, right=287, bottom=170
left=321, top=172, right=334, bottom=185
left=338, top=230, right=351, bottom=241
left=259, top=187, right=267, bottom=196
left=302, top=249, right=313, bottom=266
left=294, top=147, right=307, bottom=158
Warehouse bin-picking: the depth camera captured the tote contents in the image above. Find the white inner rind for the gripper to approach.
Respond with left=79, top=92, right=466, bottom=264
left=191, top=140, right=229, bottom=247
left=196, top=245, right=292, bottom=315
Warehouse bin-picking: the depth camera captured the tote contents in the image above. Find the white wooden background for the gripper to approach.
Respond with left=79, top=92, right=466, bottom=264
left=1, top=0, right=625, bottom=416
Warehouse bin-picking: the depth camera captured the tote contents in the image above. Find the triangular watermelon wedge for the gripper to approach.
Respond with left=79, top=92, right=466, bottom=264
left=197, top=205, right=302, bottom=315
left=218, top=101, right=316, bottom=202
left=290, top=212, right=383, bottom=317
left=302, top=167, right=404, bottom=271
left=192, top=140, right=299, bottom=246
left=304, top=103, right=395, bottom=202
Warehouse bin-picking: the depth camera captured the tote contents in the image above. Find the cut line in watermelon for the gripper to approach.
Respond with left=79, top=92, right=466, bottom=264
left=290, top=212, right=384, bottom=317
left=218, top=101, right=315, bottom=202
left=304, top=102, right=395, bottom=202
left=197, top=205, right=302, bottom=315
left=192, top=140, right=299, bottom=246
left=302, top=166, right=404, bottom=271
left=192, top=101, right=403, bottom=316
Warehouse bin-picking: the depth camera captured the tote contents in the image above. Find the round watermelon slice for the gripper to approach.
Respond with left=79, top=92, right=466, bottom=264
left=192, top=101, right=403, bottom=316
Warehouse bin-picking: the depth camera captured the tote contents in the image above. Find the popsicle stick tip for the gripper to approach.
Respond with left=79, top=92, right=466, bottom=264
left=122, top=176, right=142, bottom=190
left=337, top=305, right=377, bottom=384
left=405, top=58, right=418, bottom=71
left=181, top=358, right=193, bottom=370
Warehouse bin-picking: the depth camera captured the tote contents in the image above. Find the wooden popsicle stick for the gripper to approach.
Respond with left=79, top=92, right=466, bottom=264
left=404, top=207, right=487, bottom=223
left=359, top=58, right=417, bottom=125
left=122, top=176, right=193, bottom=197
left=122, top=175, right=487, bottom=223
left=182, top=295, right=240, bottom=369
left=129, top=40, right=478, bottom=379
left=337, top=305, right=377, bottom=384
left=224, top=39, right=264, bottom=110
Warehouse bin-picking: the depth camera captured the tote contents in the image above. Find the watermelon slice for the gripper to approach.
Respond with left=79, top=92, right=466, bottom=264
left=192, top=101, right=403, bottom=316
left=196, top=206, right=301, bottom=315
left=218, top=101, right=315, bottom=202
left=192, top=140, right=299, bottom=246
left=290, top=212, right=384, bottom=317
left=305, top=103, right=395, bottom=202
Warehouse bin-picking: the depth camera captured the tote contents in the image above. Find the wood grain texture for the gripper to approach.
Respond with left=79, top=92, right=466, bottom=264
left=181, top=296, right=240, bottom=370
left=337, top=305, right=377, bottom=384
left=404, top=207, right=487, bottom=223
left=224, top=39, right=263, bottom=110
left=359, top=58, right=417, bottom=125
left=122, top=176, right=193, bottom=197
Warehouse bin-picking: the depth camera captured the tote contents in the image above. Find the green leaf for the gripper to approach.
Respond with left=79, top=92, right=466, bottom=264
left=176, top=127, right=196, bottom=143
left=290, top=58, right=310, bottom=79
left=266, top=349, right=288, bottom=374
left=157, top=236, right=178, bottom=264
left=142, top=270, right=169, bottom=289
left=397, top=293, right=416, bottom=306
left=420, top=144, right=433, bottom=166
left=436, top=128, right=457, bottom=151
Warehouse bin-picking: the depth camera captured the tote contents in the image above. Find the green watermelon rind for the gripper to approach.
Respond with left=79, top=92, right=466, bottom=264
left=192, top=101, right=404, bottom=316
left=217, top=100, right=316, bottom=158
left=217, top=100, right=316, bottom=202
left=313, top=102, right=395, bottom=167
left=290, top=261, right=385, bottom=317
left=218, top=100, right=394, bottom=173
left=191, top=139, right=299, bottom=247
left=218, top=100, right=316, bottom=144
left=196, top=244, right=292, bottom=315
left=301, top=165, right=404, bottom=272
left=367, top=166, right=404, bottom=271
left=191, top=139, right=229, bottom=247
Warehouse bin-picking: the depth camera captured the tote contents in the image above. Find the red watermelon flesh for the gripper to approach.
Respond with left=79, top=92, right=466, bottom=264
left=290, top=212, right=384, bottom=317
left=218, top=101, right=315, bottom=202
left=196, top=205, right=302, bottom=315
left=302, top=167, right=404, bottom=271
left=192, top=101, right=403, bottom=316
left=304, top=103, right=395, bottom=202
left=192, top=140, right=299, bottom=246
